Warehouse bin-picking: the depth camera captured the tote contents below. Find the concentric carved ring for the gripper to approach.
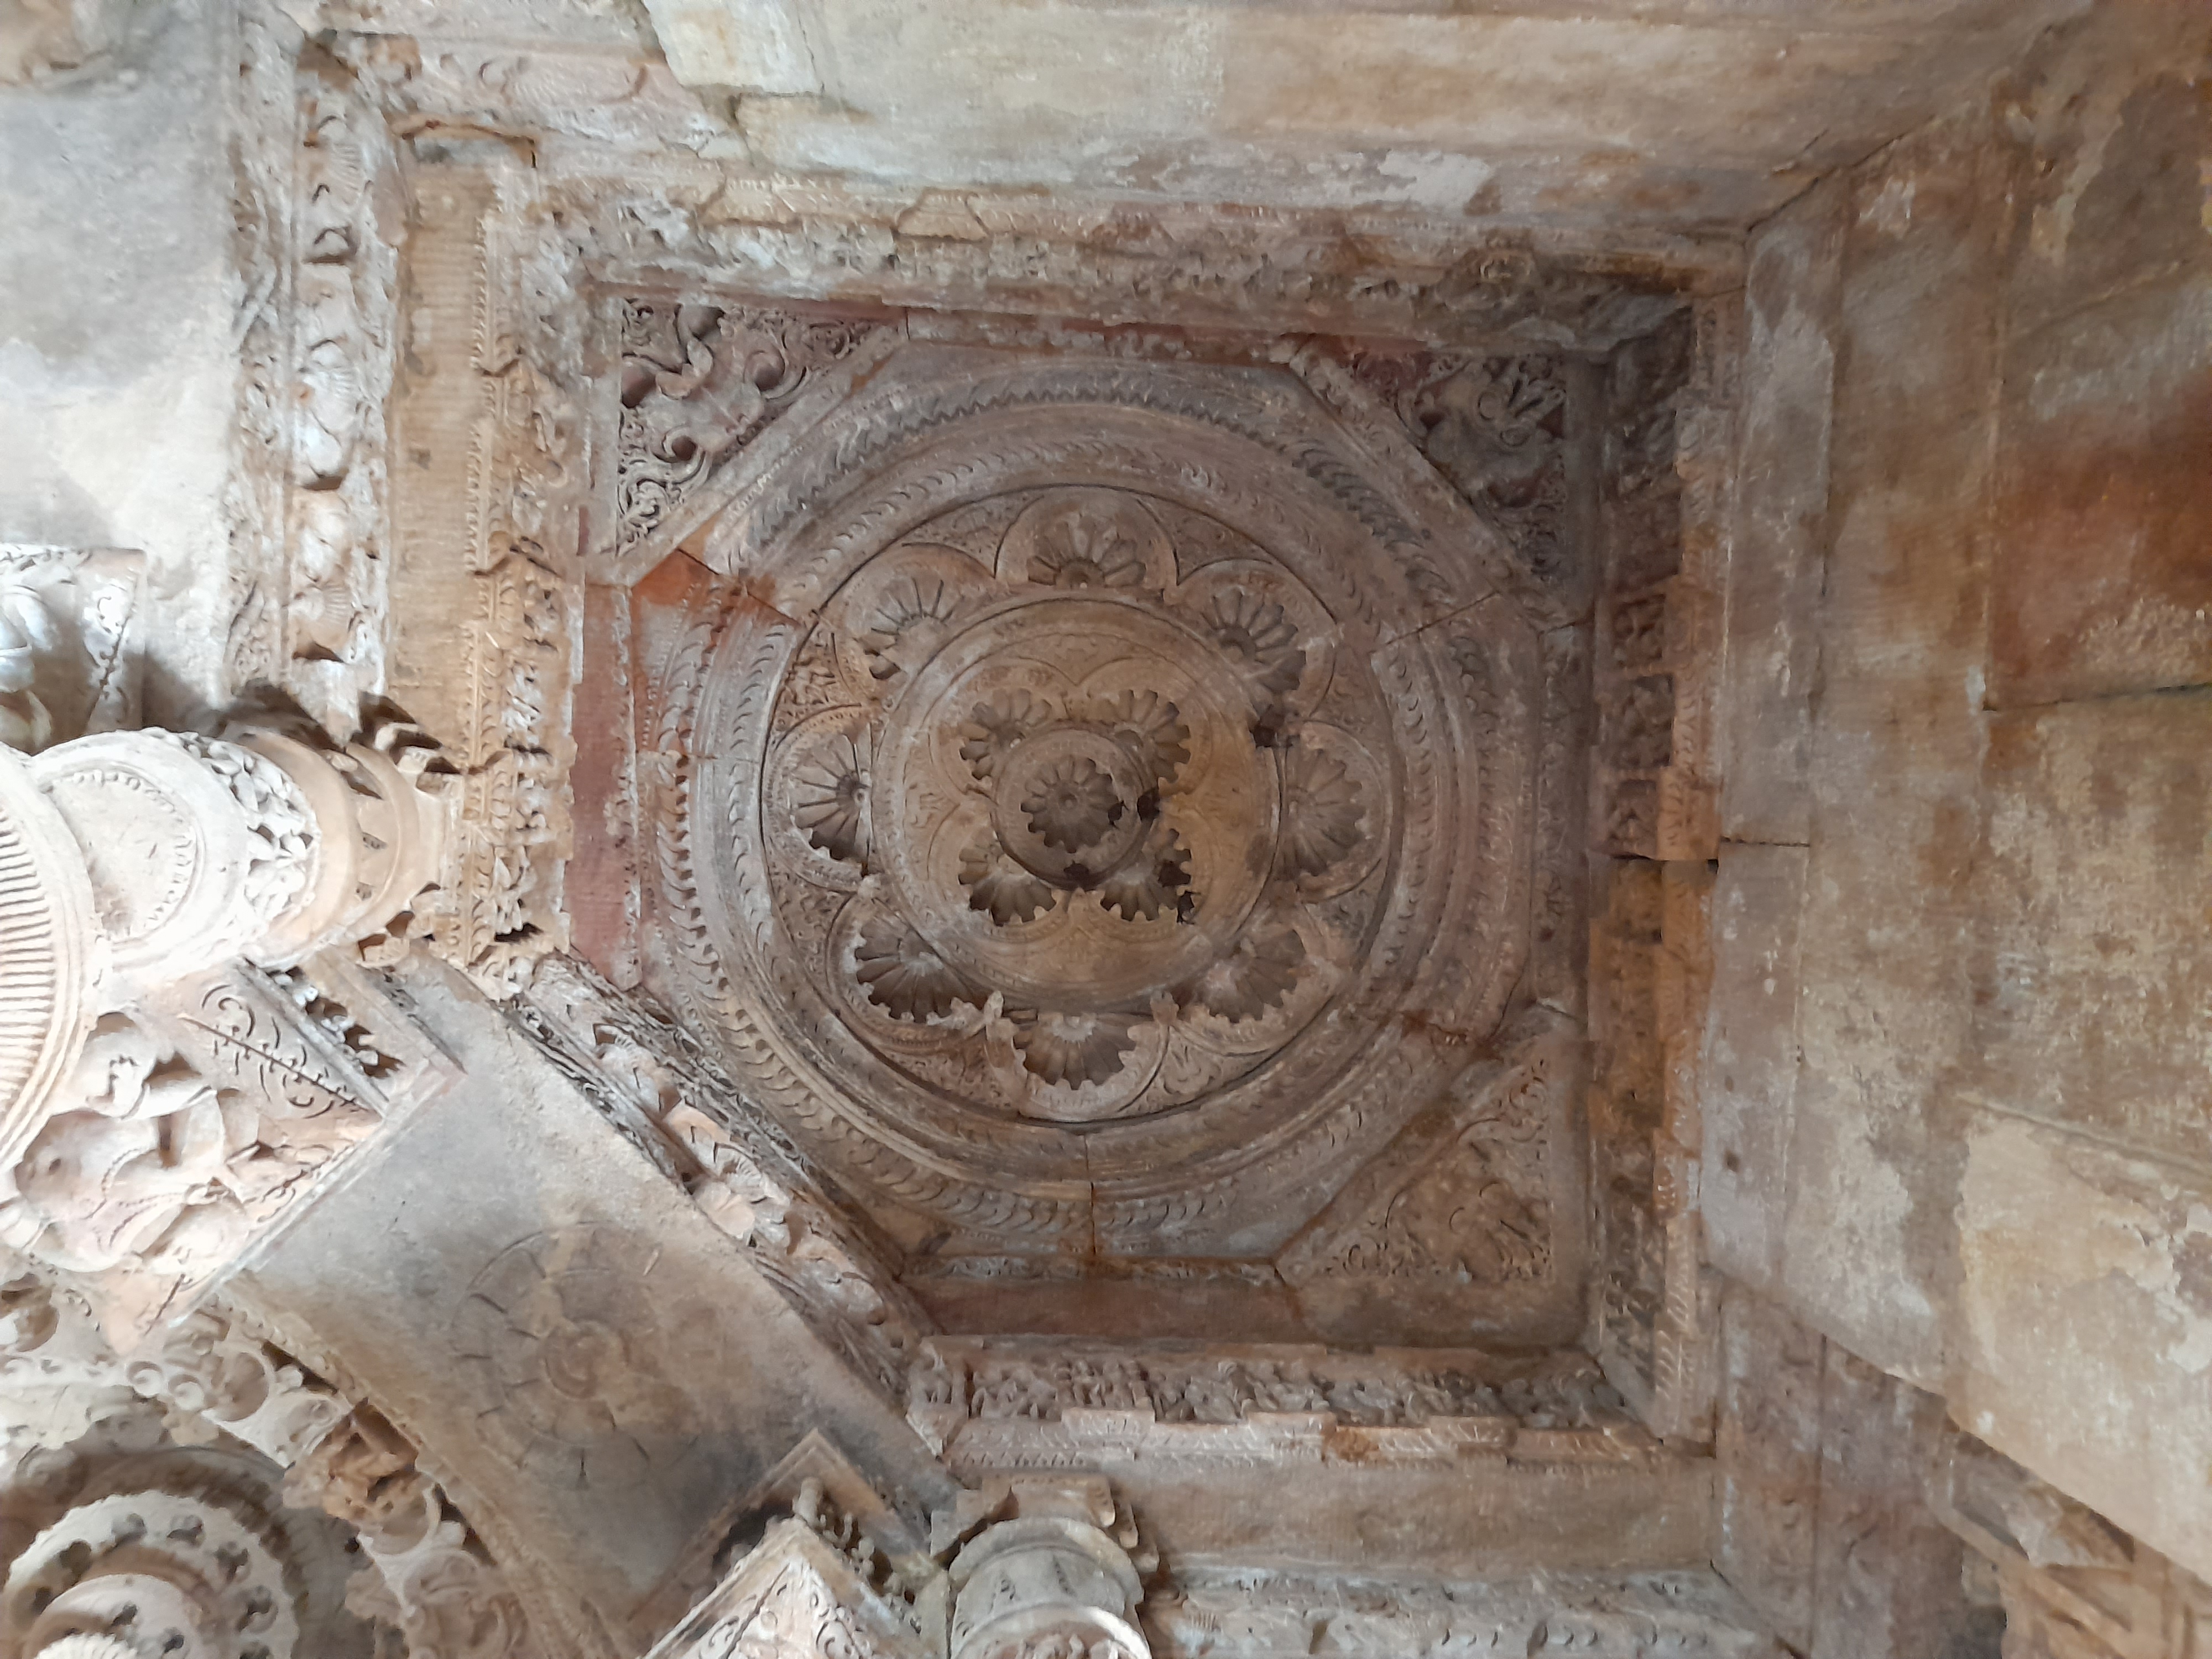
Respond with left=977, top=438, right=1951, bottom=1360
left=662, top=362, right=1535, bottom=1250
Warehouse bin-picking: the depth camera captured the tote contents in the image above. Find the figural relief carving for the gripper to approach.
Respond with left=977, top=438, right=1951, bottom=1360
left=0, top=705, right=458, bottom=1332
left=637, top=346, right=1546, bottom=1264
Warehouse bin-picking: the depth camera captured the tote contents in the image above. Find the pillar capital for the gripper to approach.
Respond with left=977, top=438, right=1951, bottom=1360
left=0, top=713, right=455, bottom=1306
left=948, top=1483, right=1150, bottom=1659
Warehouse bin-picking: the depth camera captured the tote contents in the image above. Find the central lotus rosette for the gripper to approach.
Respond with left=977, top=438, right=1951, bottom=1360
left=759, top=487, right=1387, bottom=1123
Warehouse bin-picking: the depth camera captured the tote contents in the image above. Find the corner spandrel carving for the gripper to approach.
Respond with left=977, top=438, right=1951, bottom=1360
left=1337, top=349, right=1587, bottom=615
left=615, top=300, right=898, bottom=572
left=1274, top=1011, right=1585, bottom=1335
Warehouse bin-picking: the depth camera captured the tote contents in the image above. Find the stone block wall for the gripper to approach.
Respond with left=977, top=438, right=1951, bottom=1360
left=0, top=2, right=247, bottom=721
left=1700, top=0, right=2212, bottom=1583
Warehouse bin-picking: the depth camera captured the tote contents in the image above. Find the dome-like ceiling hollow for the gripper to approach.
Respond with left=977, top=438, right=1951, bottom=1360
left=609, top=341, right=1587, bottom=1343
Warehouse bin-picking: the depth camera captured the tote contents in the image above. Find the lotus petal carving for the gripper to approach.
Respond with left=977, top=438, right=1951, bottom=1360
left=789, top=732, right=871, bottom=865
left=1029, top=513, right=1148, bottom=589
left=1201, top=588, right=1305, bottom=699
left=959, top=838, right=1057, bottom=926
left=1180, top=922, right=1305, bottom=1024
left=1086, top=688, right=1191, bottom=793
left=1098, top=832, right=1194, bottom=922
left=1011, top=1009, right=1138, bottom=1087
left=1278, top=744, right=1364, bottom=879
left=858, top=574, right=963, bottom=680
left=959, top=691, right=1052, bottom=783
left=1021, top=755, right=1125, bottom=854
left=854, top=915, right=972, bottom=1022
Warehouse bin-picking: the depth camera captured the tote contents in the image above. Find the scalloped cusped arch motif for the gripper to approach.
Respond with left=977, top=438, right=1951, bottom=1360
left=646, top=348, right=1542, bottom=1258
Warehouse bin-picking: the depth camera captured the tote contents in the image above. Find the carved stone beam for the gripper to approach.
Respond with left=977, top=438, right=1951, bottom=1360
left=944, top=1480, right=1151, bottom=1659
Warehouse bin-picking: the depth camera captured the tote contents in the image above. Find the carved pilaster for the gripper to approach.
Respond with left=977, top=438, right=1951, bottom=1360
left=1587, top=295, right=1739, bottom=1442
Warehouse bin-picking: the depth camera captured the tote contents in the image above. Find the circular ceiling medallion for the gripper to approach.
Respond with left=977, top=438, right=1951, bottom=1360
left=779, top=492, right=1372, bottom=1122
left=656, top=368, right=1534, bottom=1251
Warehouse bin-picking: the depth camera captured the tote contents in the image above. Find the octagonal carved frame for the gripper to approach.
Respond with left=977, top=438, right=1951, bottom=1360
left=604, top=336, right=1577, bottom=1285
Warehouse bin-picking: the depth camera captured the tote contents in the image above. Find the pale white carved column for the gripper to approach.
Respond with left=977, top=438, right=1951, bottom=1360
left=0, top=752, right=101, bottom=1178
left=0, top=719, right=451, bottom=1323
left=29, top=725, right=444, bottom=987
left=2, top=1485, right=300, bottom=1659
left=0, top=723, right=446, bottom=1162
left=949, top=1483, right=1150, bottom=1659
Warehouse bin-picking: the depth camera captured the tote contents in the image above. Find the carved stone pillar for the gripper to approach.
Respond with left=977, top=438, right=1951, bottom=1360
left=950, top=1484, right=1149, bottom=1659
left=0, top=749, right=101, bottom=1176
left=0, top=722, right=446, bottom=1160
left=2, top=1485, right=300, bottom=1659
left=29, top=724, right=444, bottom=986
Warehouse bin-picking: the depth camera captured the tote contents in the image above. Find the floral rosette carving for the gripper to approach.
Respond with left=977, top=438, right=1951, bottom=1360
left=661, top=359, right=1537, bottom=1254
left=758, top=488, right=1390, bottom=1127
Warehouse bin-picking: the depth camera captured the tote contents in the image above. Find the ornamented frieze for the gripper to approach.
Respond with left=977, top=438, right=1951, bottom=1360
left=378, top=163, right=585, bottom=997
left=228, top=22, right=403, bottom=737
left=907, top=1339, right=1647, bottom=1473
left=1146, top=1569, right=1774, bottom=1659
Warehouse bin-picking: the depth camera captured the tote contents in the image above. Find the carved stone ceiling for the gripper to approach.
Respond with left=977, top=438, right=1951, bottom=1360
left=628, top=0, right=2088, bottom=237
left=580, top=307, right=1598, bottom=1345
